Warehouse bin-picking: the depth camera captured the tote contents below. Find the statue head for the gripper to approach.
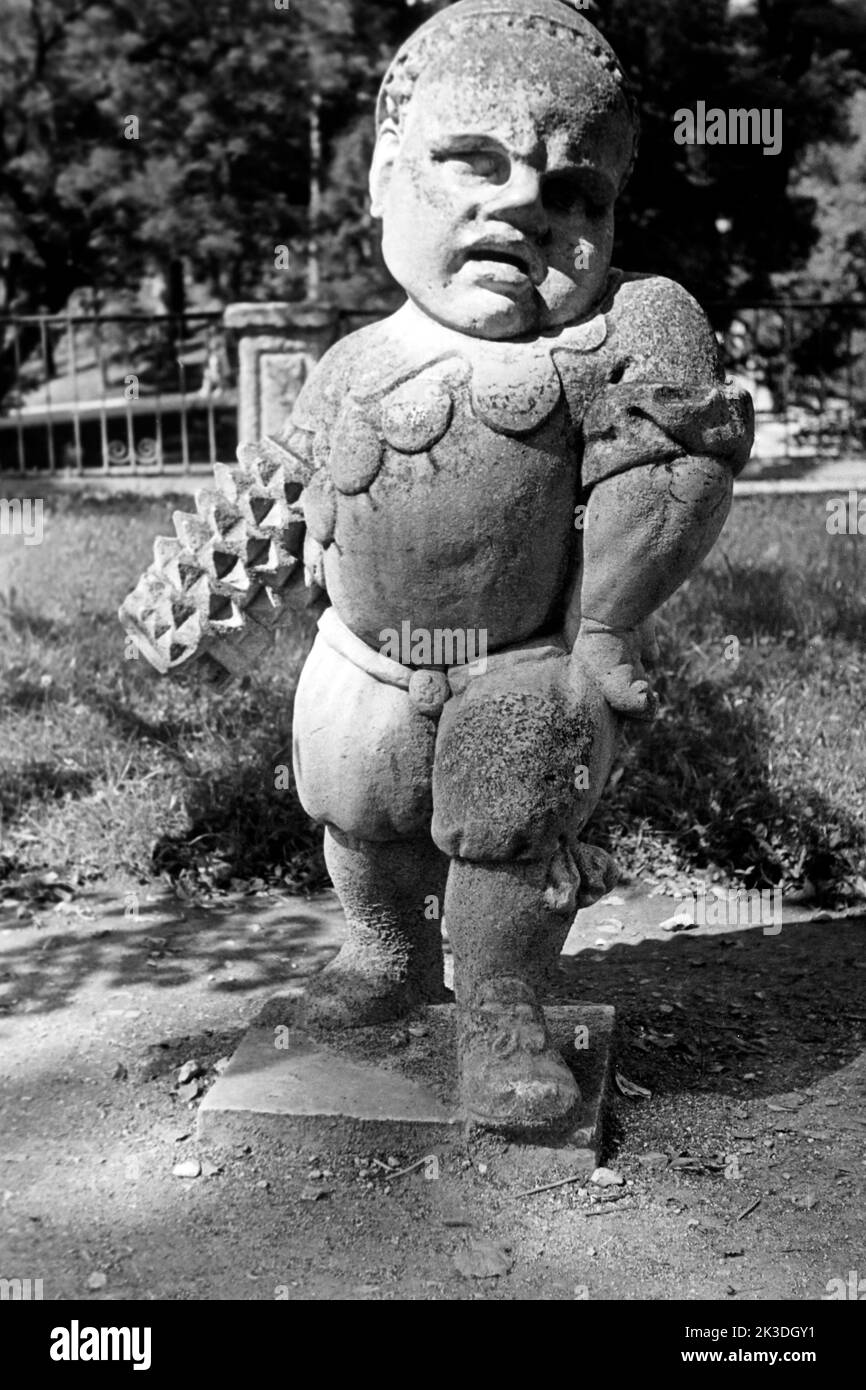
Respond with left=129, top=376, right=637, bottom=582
left=370, top=0, right=639, bottom=340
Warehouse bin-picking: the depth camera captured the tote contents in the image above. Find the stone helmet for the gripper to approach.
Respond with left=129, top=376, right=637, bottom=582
left=377, top=0, right=640, bottom=182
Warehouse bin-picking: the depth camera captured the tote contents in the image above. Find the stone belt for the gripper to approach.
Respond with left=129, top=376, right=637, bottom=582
left=316, top=607, right=566, bottom=720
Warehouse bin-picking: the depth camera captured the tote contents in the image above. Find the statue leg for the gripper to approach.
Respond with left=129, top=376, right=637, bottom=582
left=293, top=619, right=445, bottom=1028
left=444, top=846, right=586, bottom=1131
left=431, top=645, right=619, bottom=1133
left=301, top=826, right=451, bottom=1029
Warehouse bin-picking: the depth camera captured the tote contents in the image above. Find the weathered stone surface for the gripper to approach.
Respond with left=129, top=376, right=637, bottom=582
left=197, top=998, right=613, bottom=1169
left=224, top=302, right=336, bottom=333
left=122, top=0, right=754, bottom=1144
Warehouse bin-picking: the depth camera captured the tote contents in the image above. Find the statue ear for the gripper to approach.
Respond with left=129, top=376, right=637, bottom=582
left=369, top=123, right=401, bottom=219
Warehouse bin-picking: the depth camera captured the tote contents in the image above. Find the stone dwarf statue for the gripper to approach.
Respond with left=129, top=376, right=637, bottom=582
left=120, top=0, right=753, bottom=1136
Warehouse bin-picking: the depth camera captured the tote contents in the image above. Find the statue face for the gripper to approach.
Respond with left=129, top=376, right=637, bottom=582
left=371, top=43, right=634, bottom=339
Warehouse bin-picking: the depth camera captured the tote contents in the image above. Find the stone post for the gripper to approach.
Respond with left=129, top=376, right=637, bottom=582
left=223, top=302, right=340, bottom=444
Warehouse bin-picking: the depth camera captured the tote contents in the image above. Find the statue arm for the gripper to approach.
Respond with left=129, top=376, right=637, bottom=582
left=563, top=277, right=755, bottom=715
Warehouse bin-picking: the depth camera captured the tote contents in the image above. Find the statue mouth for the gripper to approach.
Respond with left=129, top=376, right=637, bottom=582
left=461, top=239, right=545, bottom=288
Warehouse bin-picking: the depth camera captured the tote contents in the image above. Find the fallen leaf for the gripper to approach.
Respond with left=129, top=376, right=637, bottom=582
left=177, top=1080, right=203, bottom=1104
left=177, top=1060, right=204, bottom=1085
left=616, top=1072, right=652, bottom=1100
left=767, top=1092, right=807, bottom=1112
left=453, top=1238, right=513, bottom=1279
left=659, top=910, right=696, bottom=932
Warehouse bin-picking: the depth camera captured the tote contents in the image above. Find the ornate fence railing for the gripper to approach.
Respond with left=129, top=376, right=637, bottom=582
left=1, top=298, right=864, bottom=478
left=0, top=311, right=232, bottom=476
left=709, top=298, right=866, bottom=474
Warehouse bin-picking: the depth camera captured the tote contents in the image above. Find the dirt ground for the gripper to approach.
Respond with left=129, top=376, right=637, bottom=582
left=1, top=878, right=864, bottom=1301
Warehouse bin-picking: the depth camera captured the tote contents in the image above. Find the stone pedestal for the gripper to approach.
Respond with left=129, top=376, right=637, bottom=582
left=223, top=302, right=339, bottom=444
left=197, top=998, right=615, bottom=1175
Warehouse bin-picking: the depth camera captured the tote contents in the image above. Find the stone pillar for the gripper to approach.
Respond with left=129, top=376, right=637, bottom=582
left=223, top=302, right=340, bottom=444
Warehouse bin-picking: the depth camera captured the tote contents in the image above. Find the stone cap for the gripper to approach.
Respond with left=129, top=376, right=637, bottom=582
left=223, top=302, right=338, bottom=333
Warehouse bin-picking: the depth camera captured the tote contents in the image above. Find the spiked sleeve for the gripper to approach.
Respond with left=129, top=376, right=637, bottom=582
left=118, top=429, right=319, bottom=687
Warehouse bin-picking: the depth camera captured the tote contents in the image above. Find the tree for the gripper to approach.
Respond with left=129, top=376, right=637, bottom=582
left=1, top=0, right=866, bottom=373
left=789, top=88, right=866, bottom=299
left=595, top=0, right=866, bottom=307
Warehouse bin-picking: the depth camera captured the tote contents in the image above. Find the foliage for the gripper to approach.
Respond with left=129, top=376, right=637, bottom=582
left=786, top=87, right=866, bottom=300
left=1, top=0, right=865, bottom=329
left=596, top=0, right=866, bottom=305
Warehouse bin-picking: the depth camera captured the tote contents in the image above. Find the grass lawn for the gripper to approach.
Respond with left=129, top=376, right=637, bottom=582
left=1, top=486, right=864, bottom=909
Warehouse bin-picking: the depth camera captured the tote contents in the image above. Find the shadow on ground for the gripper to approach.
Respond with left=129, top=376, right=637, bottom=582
left=0, top=887, right=339, bottom=1016
left=1, top=892, right=863, bottom=1112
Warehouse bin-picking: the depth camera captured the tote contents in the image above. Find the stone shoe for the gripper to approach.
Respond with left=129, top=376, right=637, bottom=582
left=458, top=976, right=580, bottom=1133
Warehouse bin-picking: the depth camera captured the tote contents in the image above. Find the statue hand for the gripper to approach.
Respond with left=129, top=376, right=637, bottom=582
left=570, top=618, right=658, bottom=721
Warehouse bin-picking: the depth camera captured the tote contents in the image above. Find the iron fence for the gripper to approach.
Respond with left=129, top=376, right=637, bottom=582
left=1, top=299, right=864, bottom=478
left=711, top=299, right=866, bottom=471
left=0, top=311, right=233, bottom=476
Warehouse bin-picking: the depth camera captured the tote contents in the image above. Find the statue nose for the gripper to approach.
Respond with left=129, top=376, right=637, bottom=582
left=485, top=164, right=548, bottom=237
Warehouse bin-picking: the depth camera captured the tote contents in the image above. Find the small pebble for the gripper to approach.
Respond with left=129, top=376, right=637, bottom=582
left=172, top=1159, right=202, bottom=1179
left=591, top=1166, right=625, bottom=1188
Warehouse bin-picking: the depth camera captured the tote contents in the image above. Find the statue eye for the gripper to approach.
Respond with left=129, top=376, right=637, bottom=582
left=544, top=176, right=581, bottom=213
left=451, top=151, right=503, bottom=180
left=544, top=175, right=606, bottom=218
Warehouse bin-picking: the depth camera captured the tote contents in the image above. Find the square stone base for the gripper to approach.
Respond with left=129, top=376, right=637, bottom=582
left=198, top=998, right=614, bottom=1172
